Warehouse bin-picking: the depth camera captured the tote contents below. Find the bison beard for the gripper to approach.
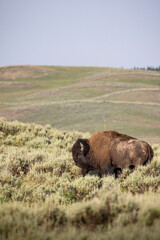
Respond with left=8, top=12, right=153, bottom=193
left=71, top=131, right=154, bottom=178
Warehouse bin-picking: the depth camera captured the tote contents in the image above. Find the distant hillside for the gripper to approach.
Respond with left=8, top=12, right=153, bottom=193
left=0, top=65, right=160, bottom=142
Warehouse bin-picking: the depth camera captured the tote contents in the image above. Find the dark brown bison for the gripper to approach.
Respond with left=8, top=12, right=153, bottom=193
left=72, top=131, right=154, bottom=178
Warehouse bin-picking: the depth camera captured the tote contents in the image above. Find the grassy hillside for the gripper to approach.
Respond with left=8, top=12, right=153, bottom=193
left=0, top=119, right=160, bottom=240
left=0, top=65, right=160, bottom=143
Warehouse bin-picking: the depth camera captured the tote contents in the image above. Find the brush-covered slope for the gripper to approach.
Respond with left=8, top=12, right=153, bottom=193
left=0, top=66, right=160, bottom=142
left=0, top=119, right=160, bottom=240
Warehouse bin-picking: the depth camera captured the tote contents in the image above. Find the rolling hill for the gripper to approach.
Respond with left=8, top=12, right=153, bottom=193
left=0, top=65, right=160, bottom=143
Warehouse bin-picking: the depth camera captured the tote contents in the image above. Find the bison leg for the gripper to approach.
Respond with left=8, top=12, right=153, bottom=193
left=114, top=168, right=122, bottom=178
left=129, top=165, right=135, bottom=171
left=81, top=168, right=89, bottom=177
left=103, top=166, right=115, bottom=175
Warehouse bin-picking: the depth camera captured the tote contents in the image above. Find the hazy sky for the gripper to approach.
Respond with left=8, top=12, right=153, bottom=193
left=0, top=0, right=160, bottom=68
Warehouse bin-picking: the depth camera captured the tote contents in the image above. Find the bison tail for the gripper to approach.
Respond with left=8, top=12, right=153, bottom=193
left=144, top=145, right=154, bottom=165
left=148, top=146, right=154, bottom=162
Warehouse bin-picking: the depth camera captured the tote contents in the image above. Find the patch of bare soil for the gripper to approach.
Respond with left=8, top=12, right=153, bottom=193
left=150, top=91, right=160, bottom=102
left=0, top=66, right=48, bottom=80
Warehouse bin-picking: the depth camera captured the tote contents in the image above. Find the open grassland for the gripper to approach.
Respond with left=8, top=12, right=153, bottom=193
left=0, top=65, right=160, bottom=143
left=0, top=119, right=160, bottom=240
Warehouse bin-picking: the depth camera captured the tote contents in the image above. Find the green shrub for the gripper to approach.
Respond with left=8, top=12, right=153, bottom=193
left=144, top=208, right=160, bottom=226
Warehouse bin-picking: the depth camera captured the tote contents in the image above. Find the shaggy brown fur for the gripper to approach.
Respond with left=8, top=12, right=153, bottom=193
left=72, top=131, right=154, bottom=177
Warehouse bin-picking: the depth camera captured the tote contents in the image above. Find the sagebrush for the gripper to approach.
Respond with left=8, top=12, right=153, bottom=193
left=0, top=118, right=160, bottom=240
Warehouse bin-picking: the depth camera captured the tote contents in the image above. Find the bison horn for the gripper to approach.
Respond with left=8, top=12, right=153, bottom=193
left=80, top=142, right=84, bottom=152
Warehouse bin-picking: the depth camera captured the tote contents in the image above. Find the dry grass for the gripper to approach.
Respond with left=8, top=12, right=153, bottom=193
left=0, top=119, right=160, bottom=239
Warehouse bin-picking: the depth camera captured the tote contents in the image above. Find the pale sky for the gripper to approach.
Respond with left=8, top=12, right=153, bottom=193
left=0, top=0, right=160, bottom=68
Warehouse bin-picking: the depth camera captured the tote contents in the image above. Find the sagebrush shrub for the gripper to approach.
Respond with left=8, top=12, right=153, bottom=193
left=0, top=118, right=160, bottom=239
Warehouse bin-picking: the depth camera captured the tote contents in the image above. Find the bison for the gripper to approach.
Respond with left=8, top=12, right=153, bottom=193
left=72, top=131, right=154, bottom=178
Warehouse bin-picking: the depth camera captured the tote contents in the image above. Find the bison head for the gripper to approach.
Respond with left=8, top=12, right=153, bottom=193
left=72, top=138, right=90, bottom=168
